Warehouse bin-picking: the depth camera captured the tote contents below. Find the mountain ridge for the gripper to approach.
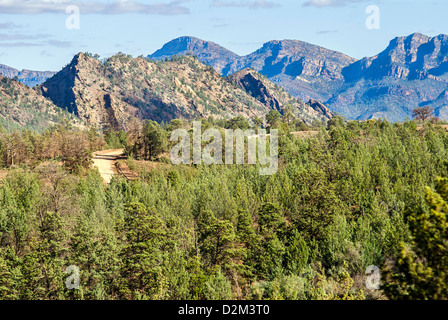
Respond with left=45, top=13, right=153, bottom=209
left=149, top=36, right=357, bottom=103
left=149, top=36, right=240, bottom=75
left=148, top=33, right=448, bottom=121
left=39, top=53, right=332, bottom=130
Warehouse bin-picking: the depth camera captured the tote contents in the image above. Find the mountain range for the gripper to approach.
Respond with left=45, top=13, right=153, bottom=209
left=0, top=65, right=55, bottom=88
left=149, top=34, right=448, bottom=122
left=38, top=53, right=331, bottom=130
left=2, top=32, right=448, bottom=126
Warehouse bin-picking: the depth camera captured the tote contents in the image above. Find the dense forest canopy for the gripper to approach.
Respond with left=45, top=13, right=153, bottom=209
left=0, top=116, right=447, bottom=300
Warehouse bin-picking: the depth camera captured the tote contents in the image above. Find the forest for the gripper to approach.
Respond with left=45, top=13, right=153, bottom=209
left=0, top=113, right=447, bottom=300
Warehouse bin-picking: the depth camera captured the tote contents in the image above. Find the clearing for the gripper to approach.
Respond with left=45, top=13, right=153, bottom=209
left=92, top=149, right=124, bottom=183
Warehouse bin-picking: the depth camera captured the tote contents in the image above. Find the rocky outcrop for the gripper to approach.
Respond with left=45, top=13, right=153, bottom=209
left=306, top=99, right=333, bottom=119
left=229, top=69, right=282, bottom=111
left=149, top=37, right=356, bottom=103
left=331, top=33, right=448, bottom=121
left=40, top=53, right=136, bottom=130
left=225, top=40, right=356, bottom=80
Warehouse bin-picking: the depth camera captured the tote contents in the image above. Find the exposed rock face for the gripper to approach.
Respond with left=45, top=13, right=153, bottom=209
left=306, top=99, right=333, bottom=119
left=229, top=69, right=283, bottom=111
left=422, top=89, right=448, bottom=120
left=0, top=75, right=76, bottom=130
left=150, top=37, right=355, bottom=81
left=229, top=69, right=333, bottom=124
left=149, top=36, right=240, bottom=74
left=40, top=53, right=332, bottom=130
left=40, top=53, right=138, bottom=130
left=331, top=33, right=448, bottom=121
left=0, top=65, right=17, bottom=78
left=0, top=64, right=55, bottom=87
left=342, top=33, right=448, bottom=82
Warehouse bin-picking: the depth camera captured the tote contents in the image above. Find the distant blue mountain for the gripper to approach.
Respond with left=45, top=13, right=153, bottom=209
left=0, top=64, right=55, bottom=87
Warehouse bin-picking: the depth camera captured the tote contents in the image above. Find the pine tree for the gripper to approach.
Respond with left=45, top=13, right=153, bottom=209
left=283, top=229, right=309, bottom=275
left=119, top=202, right=169, bottom=299
left=20, top=211, right=67, bottom=300
left=384, top=177, right=448, bottom=299
left=0, top=248, right=21, bottom=299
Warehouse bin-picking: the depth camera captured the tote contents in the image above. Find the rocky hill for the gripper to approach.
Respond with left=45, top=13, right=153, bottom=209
left=0, top=64, right=55, bottom=87
left=40, top=53, right=332, bottom=130
left=0, top=75, right=77, bottom=131
left=228, top=68, right=333, bottom=124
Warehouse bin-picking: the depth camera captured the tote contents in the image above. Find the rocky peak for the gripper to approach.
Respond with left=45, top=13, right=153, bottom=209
left=306, top=99, right=333, bottom=119
left=229, top=68, right=333, bottom=123
left=151, top=36, right=227, bottom=54
left=40, top=53, right=90, bottom=116
left=40, top=52, right=128, bottom=127
left=387, top=33, right=430, bottom=62
left=0, top=64, right=18, bottom=78
left=149, top=36, right=239, bottom=74
left=229, top=68, right=281, bottom=110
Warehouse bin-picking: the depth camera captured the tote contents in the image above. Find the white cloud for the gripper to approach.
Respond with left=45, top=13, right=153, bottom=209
left=303, top=0, right=368, bottom=8
left=0, top=40, right=73, bottom=47
left=316, top=29, right=339, bottom=34
left=46, top=39, right=73, bottom=47
left=0, top=42, right=42, bottom=47
left=0, top=32, right=73, bottom=47
left=0, top=33, right=49, bottom=41
left=0, top=0, right=190, bottom=15
left=0, top=22, right=21, bottom=29
left=211, top=0, right=279, bottom=9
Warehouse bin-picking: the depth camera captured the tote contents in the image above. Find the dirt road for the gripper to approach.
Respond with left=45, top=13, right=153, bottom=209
left=92, top=149, right=124, bottom=184
left=91, top=131, right=318, bottom=184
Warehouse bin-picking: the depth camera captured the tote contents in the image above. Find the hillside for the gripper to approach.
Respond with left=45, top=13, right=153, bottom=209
left=40, top=53, right=332, bottom=130
left=0, top=75, right=77, bottom=131
left=343, top=33, right=448, bottom=82
left=228, top=68, right=333, bottom=124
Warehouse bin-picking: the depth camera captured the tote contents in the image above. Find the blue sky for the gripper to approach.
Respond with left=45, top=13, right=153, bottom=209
left=0, top=0, right=446, bottom=71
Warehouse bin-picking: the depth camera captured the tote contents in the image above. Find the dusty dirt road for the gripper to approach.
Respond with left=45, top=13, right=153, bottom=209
left=92, top=149, right=124, bottom=184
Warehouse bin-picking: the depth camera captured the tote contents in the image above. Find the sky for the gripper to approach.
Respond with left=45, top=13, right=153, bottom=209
left=0, top=0, right=447, bottom=71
